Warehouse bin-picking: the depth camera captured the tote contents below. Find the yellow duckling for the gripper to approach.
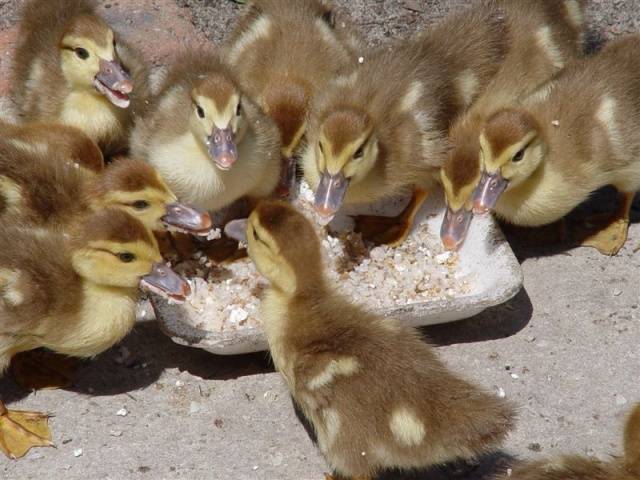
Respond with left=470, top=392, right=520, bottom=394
left=473, top=34, right=640, bottom=255
left=0, top=208, right=190, bottom=458
left=440, top=0, right=586, bottom=250
left=228, top=201, right=516, bottom=480
left=226, top=0, right=362, bottom=196
left=12, top=0, right=149, bottom=157
left=0, top=139, right=211, bottom=235
left=131, top=50, right=281, bottom=213
left=302, top=2, right=509, bottom=245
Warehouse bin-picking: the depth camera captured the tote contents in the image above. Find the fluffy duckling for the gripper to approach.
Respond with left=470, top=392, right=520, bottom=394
left=131, top=51, right=281, bottom=213
left=12, top=0, right=149, bottom=157
left=0, top=208, right=190, bottom=458
left=0, top=141, right=211, bottom=235
left=302, top=3, right=509, bottom=245
left=473, top=34, right=640, bottom=255
left=0, top=118, right=104, bottom=172
left=497, top=403, right=640, bottom=480
left=230, top=201, right=516, bottom=479
left=440, top=0, right=586, bottom=250
left=226, top=0, right=362, bottom=197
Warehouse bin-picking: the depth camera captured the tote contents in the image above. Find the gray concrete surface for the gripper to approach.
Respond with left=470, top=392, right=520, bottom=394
left=2, top=1, right=640, bottom=479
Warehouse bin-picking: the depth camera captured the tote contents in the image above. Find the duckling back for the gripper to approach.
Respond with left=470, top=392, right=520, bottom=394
left=250, top=201, right=515, bottom=478
left=0, top=140, right=88, bottom=227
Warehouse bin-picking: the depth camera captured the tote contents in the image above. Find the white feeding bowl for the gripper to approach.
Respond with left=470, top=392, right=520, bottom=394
left=153, top=187, right=523, bottom=355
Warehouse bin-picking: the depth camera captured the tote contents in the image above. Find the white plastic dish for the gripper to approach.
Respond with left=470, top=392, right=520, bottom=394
left=153, top=191, right=523, bottom=356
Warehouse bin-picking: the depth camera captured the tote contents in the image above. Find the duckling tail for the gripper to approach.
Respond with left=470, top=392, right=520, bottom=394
left=624, top=403, right=640, bottom=476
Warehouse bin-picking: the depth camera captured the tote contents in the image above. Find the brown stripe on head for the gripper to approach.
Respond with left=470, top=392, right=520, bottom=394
left=484, top=109, right=539, bottom=159
left=93, top=158, right=170, bottom=197
left=78, top=208, right=155, bottom=246
left=262, top=79, right=310, bottom=154
left=63, top=13, right=112, bottom=48
left=253, top=200, right=321, bottom=269
left=193, top=72, right=238, bottom=111
left=321, top=108, right=371, bottom=156
left=443, top=136, right=482, bottom=196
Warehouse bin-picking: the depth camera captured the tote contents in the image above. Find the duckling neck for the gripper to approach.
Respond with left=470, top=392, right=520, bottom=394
left=44, top=281, right=139, bottom=358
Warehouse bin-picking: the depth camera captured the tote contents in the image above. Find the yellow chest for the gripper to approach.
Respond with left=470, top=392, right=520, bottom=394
left=43, top=285, right=138, bottom=358
left=261, top=289, right=296, bottom=384
left=60, top=92, right=123, bottom=143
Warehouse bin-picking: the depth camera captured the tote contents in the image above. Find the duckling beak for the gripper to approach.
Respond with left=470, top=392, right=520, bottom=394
left=275, top=156, right=299, bottom=200
left=224, top=218, right=249, bottom=245
left=440, top=206, right=473, bottom=251
left=207, top=127, right=238, bottom=171
left=162, top=203, right=213, bottom=236
left=140, top=263, right=191, bottom=304
left=94, top=58, right=133, bottom=109
left=472, top=171, right=509, bottom=214
left=314, top=171, right=350, bottom=224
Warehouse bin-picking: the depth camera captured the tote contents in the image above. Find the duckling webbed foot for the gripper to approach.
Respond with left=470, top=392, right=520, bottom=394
left=579, top=192, right=634, bottom=256
left=0, top=401, right=53, bottom=459
left=354, top=189, right=428, bottom=247
left=10, top=350, right=79, bottom=391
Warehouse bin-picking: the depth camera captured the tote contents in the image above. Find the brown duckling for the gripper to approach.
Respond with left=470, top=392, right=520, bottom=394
left=229, top=201, right=516, bottom=480
left=131, top=50, right=281, bottom=213
left=302, top=2, right=509, bottom=246
left=225, top=0, right=362, bottom=197
left=496, top=403, right=640, bottom=480
left=0, top=118, right=104, bottom=172
left=0, top=140, right=211, bottom=236
left=12, top=0, right=150, bottom=157
left=0, top=208, right=190, bottom=458
left=473, top=34, right=640, bottom=255
left=440, top=0, right=586, bottom=251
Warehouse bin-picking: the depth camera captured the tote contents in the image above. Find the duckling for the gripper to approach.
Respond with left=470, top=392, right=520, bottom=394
left=230, top=200, right=516, bottom=480
left=473, top=34, right=640, bottom=256
left=497, top=403, right=640, bottom=480
left=12, top=0, right=150, bottom=157
left=131, top=50, right=281, bottom=213
left=225, top=0, right=362, bottom=197
left=0, top=208, right=190, bottom=458
left=1, top=118, right=104, bottom=172
left=440, top=0, right=586, bottom=251
left=302, top=3, right=509, bottom=246
left=0, top=141, right=211, bottom=236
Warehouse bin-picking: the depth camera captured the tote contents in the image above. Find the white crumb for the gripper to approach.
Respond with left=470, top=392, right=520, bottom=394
left=175, top=181, right=471, bottom=334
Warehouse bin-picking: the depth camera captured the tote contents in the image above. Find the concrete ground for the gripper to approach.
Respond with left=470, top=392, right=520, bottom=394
left=1, top=1, right=640, bottom=479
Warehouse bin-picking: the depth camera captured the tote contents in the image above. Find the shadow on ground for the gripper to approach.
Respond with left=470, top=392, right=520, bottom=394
left=504, top=188, right=640, bottom=262
left=1, top=281, right=532, bottom=405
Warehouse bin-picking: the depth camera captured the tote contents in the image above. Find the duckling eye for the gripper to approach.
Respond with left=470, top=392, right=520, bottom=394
left=196, top=105, right=205, bottom=119
left=318, top=142, right=325, bottom=154
left=75, top=48, right=90, bottom=60
left=236, top=101, right=242, bottom=116
left=118, top=252, right=136, bottom=263
left=354, top=146, right=365, bottom=159
left=322, top=10, right=336, bottom=28
left=132, top=200, right=150, bottom=210
left=512, top=149, right=525, bottom=163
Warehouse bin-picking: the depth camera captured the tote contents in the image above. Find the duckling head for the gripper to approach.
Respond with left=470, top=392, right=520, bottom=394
left=70, top=209, right=189, bottom=301
left=228, top=201, right=323, bottom=295
left=89, top=158, right=212, bottom=234
left=189, top=74, right=245, bottom=171
left=473, top=109, right=545, bottom=214
left=440, top=139, right=483, bottom=251
left=311, top=108, right=378, bottom=222
left=59, top=14, right=133, bottom=108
